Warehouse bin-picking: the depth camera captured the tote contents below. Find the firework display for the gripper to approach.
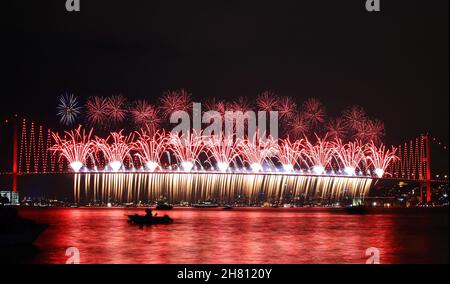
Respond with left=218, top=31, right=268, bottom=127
left=85, top=96, right=109, bottom=126
left=159, top=89, right=192, bottom=118
left=106, top=95, right=128, bottom=124
left=256, top=91, right=278, bottom=112
left=50, top=126, right=94, bottom=172
left=56, top=91, right=385, bottom=144
left=204, top=133, right=240, bottom=172
left=73, top=172, right=373, bottom=204
left=50, top=127, right=398, bottom=178
left=48, top=91, right=408, bottom=204
left=134, top=129, right=168, bottom=172
left=57, top=93, right=82, bottom=126
left=50, top=128, right=388, bottom=204
left=5, top=0, right=448, bottom=267
left=277, top=96, right=297, bottom=121
left=130, top=100, right=161, bottom=132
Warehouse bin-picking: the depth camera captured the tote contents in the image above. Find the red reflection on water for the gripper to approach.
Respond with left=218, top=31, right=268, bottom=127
left=18, top=208, right=448, bottom=264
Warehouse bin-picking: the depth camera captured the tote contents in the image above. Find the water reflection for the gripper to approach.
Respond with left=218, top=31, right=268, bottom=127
left=15, top=208, right=449, bottom=264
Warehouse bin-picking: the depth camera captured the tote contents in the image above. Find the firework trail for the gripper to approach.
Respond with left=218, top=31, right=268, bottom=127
left=237, top=131, right=278, bottom=172
left=276, top=138, right=306, bottom=171
left=365, top=141, right=399, bottom=177
left=50, top=126, right=94, bottom=172
left=134, top=129, right=168, bottom=171
left=57, top=93, right=82, bottom=126
left=333, top=139, right=366, bottom=176
left=95, top=131, right=134, bottom=171
left=169, top=130, right=205, bottom=171
left=204, top=133, right=239, bottom=172
left=49, top=127, right=397, bottom=178
left=303, top=135, right=334, bottom=174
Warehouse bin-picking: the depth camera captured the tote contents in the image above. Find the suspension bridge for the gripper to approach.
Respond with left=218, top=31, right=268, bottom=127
left=1, top=118, right=448, bottom=204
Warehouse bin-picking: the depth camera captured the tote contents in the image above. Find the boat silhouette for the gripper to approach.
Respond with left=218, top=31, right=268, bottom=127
left=127, top=209, right=173, bottom=226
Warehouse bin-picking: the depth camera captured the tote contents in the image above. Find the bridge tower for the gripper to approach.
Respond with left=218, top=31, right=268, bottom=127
left=418, top=134, right=432, bottom=204
left=12, top=118, right=18, bottom=192
left=424, top=133, right=432, bottom=203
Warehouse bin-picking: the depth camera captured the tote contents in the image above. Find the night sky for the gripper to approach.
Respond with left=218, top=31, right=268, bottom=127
left=4, top=0, right=449, bottom=147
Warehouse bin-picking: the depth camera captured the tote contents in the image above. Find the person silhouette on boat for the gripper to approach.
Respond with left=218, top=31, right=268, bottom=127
left=145, top=208, right=153, bottom=218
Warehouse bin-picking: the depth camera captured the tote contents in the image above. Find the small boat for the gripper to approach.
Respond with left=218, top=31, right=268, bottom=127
left=192, top=201, right=219, bottom=208
left=127, top=214, right=173, bottom=225
left=345, top=205, right=367, bottom=214
left=223, top=205, right=233, bottom=210
left=155, top=202, right=173, bottom=210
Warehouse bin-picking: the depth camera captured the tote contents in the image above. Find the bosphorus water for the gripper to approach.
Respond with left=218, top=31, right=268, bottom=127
left=11, top=207, right=449, bottom=264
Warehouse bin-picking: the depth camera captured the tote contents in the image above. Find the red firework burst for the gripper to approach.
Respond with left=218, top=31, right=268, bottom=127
left=85, top=96, right=109, bottom=126
left=106, top=95, right=128, bottom=124
left=256, top=91, right=278, bottom=111
left=276, top=96, right=297, bottom=120
left=326, top=118, right=347, bottom=140
left=228, top=97, right=252, bottom=113
left=130, top=100, right=161, bottom=133
left=288, top=113, right=309, bottom=139
left=204, top=98, right=225, bottom=122
left=343, top=105, right=367, bottom=130
left=302, top=98, right=326, bottom=126
left=204, top=97, right=226, bottom=113
left=365, top=119, right=385, bottom=145
left=353, top=120, right=371, bottom=142
left=159, top=89, right=192, bottom=118
left=225, top=97, right=253, bottom=128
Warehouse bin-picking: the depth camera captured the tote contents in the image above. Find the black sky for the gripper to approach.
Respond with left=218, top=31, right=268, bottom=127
left=5, top=0, right=449, bottom=146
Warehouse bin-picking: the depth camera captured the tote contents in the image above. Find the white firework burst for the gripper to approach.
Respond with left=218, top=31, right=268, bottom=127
left=57, top=93, right=81, bottom=126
